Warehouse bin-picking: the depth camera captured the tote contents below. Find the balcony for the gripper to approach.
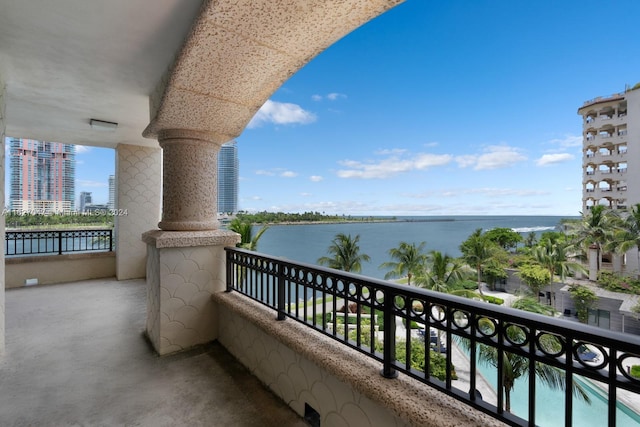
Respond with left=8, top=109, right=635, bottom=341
left=4, top=247, right=640, bottom=426
left=222, top=248, right=640, bottom=427
left=1, top=278, right=307, bottom=426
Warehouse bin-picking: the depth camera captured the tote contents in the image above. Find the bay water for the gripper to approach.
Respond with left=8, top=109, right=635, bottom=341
left=254, top=215, right=572, bottom=280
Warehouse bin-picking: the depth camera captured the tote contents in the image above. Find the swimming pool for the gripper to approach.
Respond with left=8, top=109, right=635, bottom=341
left=476, top=359, right=640, bottom=426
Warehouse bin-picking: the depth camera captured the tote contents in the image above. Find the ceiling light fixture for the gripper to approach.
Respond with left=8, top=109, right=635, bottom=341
left=90, top=119, right=118, bottom=131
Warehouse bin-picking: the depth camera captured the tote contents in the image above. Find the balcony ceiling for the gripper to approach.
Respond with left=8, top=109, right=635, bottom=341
left=0, top=0, right=404, bottom=149
left=0, top=0, right=203, bottom=148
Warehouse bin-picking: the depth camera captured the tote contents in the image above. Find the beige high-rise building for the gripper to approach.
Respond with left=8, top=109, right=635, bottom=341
left=578, top=85, right=640, bottom=276
left=578, top=86, right=640, bottom=212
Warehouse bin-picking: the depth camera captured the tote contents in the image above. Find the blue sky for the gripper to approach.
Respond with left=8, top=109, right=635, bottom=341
left=7, top=0, right=640, bottom=215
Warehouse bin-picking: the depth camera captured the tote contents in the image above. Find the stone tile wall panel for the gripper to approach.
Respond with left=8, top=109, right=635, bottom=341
left=0, top=79, right=5, bottom=353
left=116, top=144, right=162, bottom=279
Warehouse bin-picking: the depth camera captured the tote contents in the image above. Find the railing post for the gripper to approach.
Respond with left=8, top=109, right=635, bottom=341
left=380, top=289, right=398, bottom=379
left=276, top=261, right=286, bottom=321
left=57, top=231, right=63, bottom=255
left=109, top=229, right=113, bottom=252
left=225, top=248, right=233, bottom=292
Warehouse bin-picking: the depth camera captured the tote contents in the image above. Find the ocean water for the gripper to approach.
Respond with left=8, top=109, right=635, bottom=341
left=254, top=215, right=572, bottom=280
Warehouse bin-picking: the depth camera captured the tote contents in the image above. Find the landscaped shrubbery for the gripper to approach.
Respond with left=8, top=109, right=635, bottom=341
left=483, top=295, right=504, bottom=305
left=597, top=271, right=640, bottom=295
left=394, top=338, right=457, bottom=381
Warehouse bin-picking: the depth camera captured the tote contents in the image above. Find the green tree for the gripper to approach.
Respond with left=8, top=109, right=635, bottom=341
left=379, top=241, right=427, bottom=286
left=532, top=240, right=585, bottom=291
left=484, top=227, right=523, bottom=251
left=517, top=263, right=550, bottom=301
left=568, top=205, right=618, bottom=273
left=228, top=218, right=269, bottom=251
left=511, top=297, right=557, bottom=316
left=568, top=284, right=598, bottom=323
left=608, top=204, right=640, bottom=278
left=317, top=233, right=371, bottom=273
left=414, top=250, right=466, bottom=292
left=523, top=231, right=537, bottom=248
left=459, top=229, right=499, bottom=296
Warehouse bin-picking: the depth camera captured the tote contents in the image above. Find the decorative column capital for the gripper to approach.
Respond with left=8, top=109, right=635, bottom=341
left=157, top=129, right=223, bottom=146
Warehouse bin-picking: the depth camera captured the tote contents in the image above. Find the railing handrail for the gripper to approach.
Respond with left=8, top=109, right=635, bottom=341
left=5, top=228, right=113, bottom=256
left=226, top=247, right=640, bottom=349
left=225, top=247, right=640, bottom=427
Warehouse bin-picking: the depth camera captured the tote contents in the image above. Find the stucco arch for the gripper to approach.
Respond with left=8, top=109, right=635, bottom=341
left=143, top=0, right=405, bottom=142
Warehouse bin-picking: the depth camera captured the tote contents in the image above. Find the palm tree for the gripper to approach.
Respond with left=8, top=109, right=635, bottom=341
left=414, top=250, right=465, bottom=292
left=317, top=233, right=371, bottom=273
left=228, top=218, right=269, bottom=251
left=532, top=240, right=586, bottom=291
left=459, top=326, right=591, bottom=413
left=568, top=205, right=618, bottom=274
left=524, top=231, right=537, bottom=248
left=379, top=241, right=427, bottom=286
left=459, top=229, right=498, bottom=296
left=608, top=204, right=640, bottom=278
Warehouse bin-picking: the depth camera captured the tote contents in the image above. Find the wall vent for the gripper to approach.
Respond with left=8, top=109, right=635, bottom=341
left=304, top=403, right=320, bottom=427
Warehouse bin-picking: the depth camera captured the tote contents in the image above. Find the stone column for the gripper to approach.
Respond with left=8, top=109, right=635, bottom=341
left=158, top=129, right=219, bottom=231
left=115, top=144, right=162, bottom=279
left=143, top=129, right=239, bottom=355
left=0, top=77, right=6, bottom=354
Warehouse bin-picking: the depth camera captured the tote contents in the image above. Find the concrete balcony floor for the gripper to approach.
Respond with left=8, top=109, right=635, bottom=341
left=1, top=278, right=306, bottom=427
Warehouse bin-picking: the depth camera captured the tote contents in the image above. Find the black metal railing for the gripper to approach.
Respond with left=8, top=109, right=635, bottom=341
left=226, top=247, right=640, bottom=427
left=5, top=229, right=113, bottom=256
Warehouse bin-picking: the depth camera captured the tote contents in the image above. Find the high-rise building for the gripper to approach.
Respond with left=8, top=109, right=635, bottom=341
left=217, top=140, right=238, bottom=214
left=578, top=86, right=640, bottom=276
left=108, top=175, right=115, bottom=210
left=79, top=191, right=92, bottom=213
left=578, top=87, right=640, bottom=212
left=9, top=138, right=76, bottom=213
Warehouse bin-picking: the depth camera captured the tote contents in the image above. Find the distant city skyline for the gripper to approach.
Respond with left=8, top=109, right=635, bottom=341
left=8, top=138, right=75, bottom=213
left=218, top=140, right=239, bottom=214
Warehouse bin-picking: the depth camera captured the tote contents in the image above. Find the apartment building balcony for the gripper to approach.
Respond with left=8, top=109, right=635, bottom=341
left=583, top=150, right=627, bottom=165
left=591, top=187, right=625, bottom=199
left=584, top=168, right=627, bottom=182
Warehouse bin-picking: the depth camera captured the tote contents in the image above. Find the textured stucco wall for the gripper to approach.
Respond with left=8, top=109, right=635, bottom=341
left=115, top=145, right=162, bottom=279
left=143, top=231, right=238, bottom=355
left=0, top=78, right=5, bottom=353
left=5, top=253, right=115, bottom=288
left=215, top=292, right=506, bottom=427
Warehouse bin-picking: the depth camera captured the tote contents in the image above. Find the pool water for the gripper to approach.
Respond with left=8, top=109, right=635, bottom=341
left=477, top=360, right=640, bottom=426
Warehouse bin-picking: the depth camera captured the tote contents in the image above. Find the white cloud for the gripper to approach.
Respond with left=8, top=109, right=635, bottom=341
left=536, top=153, right=575, bottom=166
left=375, top=148, right=407, bottom=156
left=405, top=187, right=549, bottom=199
left=549, top=135, right=582, bottom=148
left=247, top=100, right=316, bottom=128
left=255, top=170, right=276, bottom=176
left=281, top=171, right=298, bottom=178
left=310, top=175, right=323, bottom=182
left=455, top=145, right=527, bottom=170
left=327, top=92, right=347, bottom=101
left=337, top=152, right=452, bottom=179
left=311, top=92, right=347, bottom=102
left=300, top=192, right=312, bottom=197
left=75, top=145, right=91, bottom=154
